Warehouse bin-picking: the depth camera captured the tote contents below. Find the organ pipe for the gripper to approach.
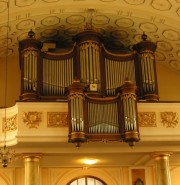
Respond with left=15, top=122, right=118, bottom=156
left=42, top=57, right=73, bottom=96
left=118, top=80, right=140, bottom=147
left=67, top=80, right=86, bottom=147
left=105, top=58, right=136, bottom=96
left=133, top=33, right=158, bottom=101
left=79, top=41, right=101, bottom=92
left=73, top=30, right=103, bottom=92
left=87, top=102, right=119, bottom=134
left=19, top=30, right=42, bottom=100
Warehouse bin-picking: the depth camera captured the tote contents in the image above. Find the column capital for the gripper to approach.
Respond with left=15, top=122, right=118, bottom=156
left=22, top=153, right=42, bottom=161
left=152, top=152, right=173, bottom=160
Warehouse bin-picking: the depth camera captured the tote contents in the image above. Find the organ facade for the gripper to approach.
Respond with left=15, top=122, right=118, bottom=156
left=19, top=28, right=158, bottom=146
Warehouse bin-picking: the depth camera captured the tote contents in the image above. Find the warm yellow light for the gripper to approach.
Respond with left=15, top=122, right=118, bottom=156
left=83, top=159, right=97, bottom=165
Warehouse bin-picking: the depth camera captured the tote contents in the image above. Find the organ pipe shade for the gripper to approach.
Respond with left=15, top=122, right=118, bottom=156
left=133, top=33, right=158, bottom=101
left=68, top=80, right=86, bottom=146
left=119, top=80, right=140, bottom=146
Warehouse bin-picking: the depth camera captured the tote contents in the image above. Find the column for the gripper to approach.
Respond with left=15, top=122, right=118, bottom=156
left=23, top=154, right=42, bottom=185
left=153, top=153, right=172, bottom=185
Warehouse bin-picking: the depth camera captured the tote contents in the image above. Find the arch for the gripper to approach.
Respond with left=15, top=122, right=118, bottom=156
left=67, top=175, right=107, bottom=185
left=55, top=168, right=118, bottom=185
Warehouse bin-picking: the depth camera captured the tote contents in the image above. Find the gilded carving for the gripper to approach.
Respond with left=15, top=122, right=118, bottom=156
left=47, top=112, right=68, bottom=127
left=23, top=112, right=42, bottom=128
left=160, top=112, right=178, bottom=128
left=138, top=112, right=156, bottom=127
left=3, top=114, right=18, bottom=132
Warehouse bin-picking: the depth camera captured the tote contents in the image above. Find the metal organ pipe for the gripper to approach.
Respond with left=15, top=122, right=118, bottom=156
left=79, top=41, right=101, bottom=92
left=133, top=33, right=158, bottom=101
left=87, top=102, right=119, bottom=134
left=68, top=81, right=86, bottom=146
left=105, top=58, right=136, bottom=96
left=23, top=50, right=38, bottom=91
left=19, top=30, right=43, bottom=100
left=42, top=57, right=73, bottom=96
left=119, top=80, right=140, bottom=147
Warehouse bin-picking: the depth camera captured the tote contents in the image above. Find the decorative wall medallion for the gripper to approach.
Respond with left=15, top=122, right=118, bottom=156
left=0, top=2, right=7, bottom=13
left=157, top=41, right=172, bottom=51
left=23, top=112, right=42, bottom=128
left=93, top=15, right=110, bottom=25
left=16, top=19, right=35, bottom=30
left=47, top=112, right=68, bottom=127
left=15, top=0, right=36, bottom=7
left=162, top=29, right=180, bottom=41
left=3, top=114, right=18, bottom=132
left=115, top=18, right=134, bottom=28
left=66, top=15, right=85, bottom=25
left=151, top=0, right=172, bottom=11
left=139, top=22, right=158, bottom=33
left=41, top=16, right=60, bottom=26
left=160, top=112, right=178, bottom=128
left=138, top=112, right=156, bottom=127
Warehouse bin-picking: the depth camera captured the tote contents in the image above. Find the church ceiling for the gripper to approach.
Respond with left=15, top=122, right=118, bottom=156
left=0, top=0, right=180, bottom=72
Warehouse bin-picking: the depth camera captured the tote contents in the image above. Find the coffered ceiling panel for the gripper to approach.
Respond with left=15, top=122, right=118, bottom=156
left=0, top=0, right=180, bottom=73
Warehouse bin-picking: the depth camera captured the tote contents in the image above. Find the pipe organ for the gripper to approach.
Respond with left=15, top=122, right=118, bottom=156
left=19, top=28, right=158, bottom=145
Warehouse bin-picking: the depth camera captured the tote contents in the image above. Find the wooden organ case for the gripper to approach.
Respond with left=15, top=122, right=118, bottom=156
left=19, top=29, right=158, bottom=146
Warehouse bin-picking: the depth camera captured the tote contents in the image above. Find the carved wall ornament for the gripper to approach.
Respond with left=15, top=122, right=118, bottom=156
left=23, top=112, right=42, bottom=128
left=47, top=112, right=68, bottom=127
left=3, top=114, right=18, bottom=132
left=160, top=112, right=178, bottom=128
left=138, top=112, right=157, bottom=127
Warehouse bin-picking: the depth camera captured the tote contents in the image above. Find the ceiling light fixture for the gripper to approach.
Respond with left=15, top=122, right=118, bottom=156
left=0, top=0, right=16, bottom=168
left=83, top=159, right=97, bottom=165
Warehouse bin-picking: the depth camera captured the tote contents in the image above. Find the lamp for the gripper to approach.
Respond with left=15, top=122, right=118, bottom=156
left=0, top=0, right=16, bottom=168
